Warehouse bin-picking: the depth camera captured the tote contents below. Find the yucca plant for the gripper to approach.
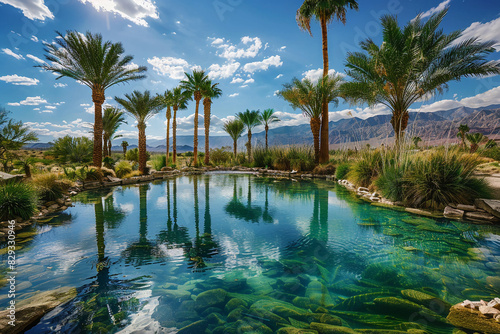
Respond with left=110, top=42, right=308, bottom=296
left=466, top=132, right=486, bottom=153
left=0, top=181, right=38, bottom=220
left=115, top=160, right=133, bottom=178
left=348, top=149, right=383, bottom=187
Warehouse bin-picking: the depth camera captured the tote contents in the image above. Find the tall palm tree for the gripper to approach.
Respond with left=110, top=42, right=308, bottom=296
left=102, top=106, right=127, bottom=157
left=278, top=75, right=343, bottom=162
left=223, top=119, right=245, bottom=158
left=341, top=10, right=500, bottom=148
left=40, top=31, right=146, bottom=168
left=201, top=81, right=223, bottom=165
left=260, top=109, right=280, bottom=150
left=162, top=90, right=174, bottom=163
left=180, top=70, right=209, bottom=165
left=457, top=124, right=470, bottom=150
left=466, top=132, right=486, bottom=153
left=236, top=110, right=261, bottom=162
left=297, top=0, right=359, bottom=163
left=121, top=140, right=128, bottom=157
left=171, top=86, right=191, bottom=165
left=115, top=91, right=162, bottom=174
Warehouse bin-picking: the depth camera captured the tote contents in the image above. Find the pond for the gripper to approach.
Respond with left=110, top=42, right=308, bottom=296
left=1, top=173, right=500, bottom=333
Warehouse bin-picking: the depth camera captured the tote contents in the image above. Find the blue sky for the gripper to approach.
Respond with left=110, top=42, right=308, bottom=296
left=1, top=0, right=500, bottom=143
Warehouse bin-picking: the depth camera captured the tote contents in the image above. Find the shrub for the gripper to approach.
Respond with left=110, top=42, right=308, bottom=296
left=348, top=149, right=383, bottom=187
left=210, top=147, right=232, bottom=166
left=100, top=167, right=116, bottom=178
left=115, top=161, right=133, bottom=178
left=404, top=151, right=491, bottom=209
left=102, top=156, right=115, bottom=169
left=0, top=181, right=38, bottom=220
left=123, top=170, right=141, bottom=179
left=253, top=147, right=273, bottom=168
left=480, top=146, right=500, bottom=161
left=151, top=155, right=167, bottom=171
left=374, top=158, right=412, bottom=202
left=32, top=173, right=64, bottom=201
left=236, top=153, right=247, bottom=165
left=184, top=151, right=194, bottom=157
left=125, top=148, right=150, bottom=163
left=313, top=164, right=336, bottom=175
left=335, top=163, right=350, bottom=180
left=48, top=136, right=93, bottom=163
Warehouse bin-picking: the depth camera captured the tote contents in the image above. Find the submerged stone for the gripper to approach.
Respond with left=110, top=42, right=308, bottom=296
left=401, top=289, right=451, bottom=312
left=177, top=319, right=208, bottom=334
left=225, top=298, right=248, bottom=313
left=194, top=288, right=228, bottom=310
left=310, top=322, right=358, bottom=334
left=306, top=280, right=334, bottom=306
left=277, top=328, right=319, bottom=334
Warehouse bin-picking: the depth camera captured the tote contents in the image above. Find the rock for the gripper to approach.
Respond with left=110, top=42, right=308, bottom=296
left=225, top=298, right=248, bottom=313
left=465, top=211, right=500, bottom=223
left=310, top=322, right=359, bottom=333
left=475, top=199, right=500, bottom=219
left=479, top=306, right=500, bottom=317
left=277, top=328, right=319, bottom=334
left=247, top=276, right=275, bottom=295
left=405, top=208, right=443, bottom=218
left=177, top=319, right=208, bottom=334
left=401, top=289, right=452, bottom=311
left=194, top=288, right=228, bottom=310
left=227, top=306, right=247, bottom=322
left=0, top=286, right=77, bottom=334
left=206, top=312, right=226, bottom=326
left=56, top=198, right=65, bottom=205
left=444, top=206, right=465, bottom=219
left=306, top=280, right=334, bottom=306
left=447, top=304, right=500, bottom=333
left=456, top=204, right=477, bottom=211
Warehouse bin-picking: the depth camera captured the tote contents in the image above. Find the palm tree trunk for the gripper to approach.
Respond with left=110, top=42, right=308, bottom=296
left=103, top=135, right=108, bottom=158
left=265, top=124, right=269, bottom=150
left=319, top=15, right=330, bottom=164
left=166, top=117, right=171, bottom=164
left=92, top=88, right=105, bottom=169
left=108, top=139, right=112, bottom=156
left=204, top=98, right=211, bottom=165
left=461, top=133, right=466, bottom=150
left=391, top=110, right=409, bottom=149
left=173, top=107, right=178, bottom=164
left=194, top=93, right=201, bottom=166
left=123, top=145, right=127, bottom=157
left=233, top=139, right=237, bottom=158
left=247, top=130, right=252, bottom=162
left=138, top=124, right=147, bottom=174
left=311, top=118, right=321, bottom=163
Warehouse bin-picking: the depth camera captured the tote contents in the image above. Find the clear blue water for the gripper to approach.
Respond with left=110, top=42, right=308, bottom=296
left=1, top=173, right=500, bottom=333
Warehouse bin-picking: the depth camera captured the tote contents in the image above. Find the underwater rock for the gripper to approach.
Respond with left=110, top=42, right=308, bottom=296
left=333, top=292, right=391, bottom=312
left=206, top=312, right=226, bottom=326
left=293, top=296, right=317, bottom=310
left=310, top=322, right=359, bottom=333
left=247, top=304, right=289, bottom=330
left=194, top=288, right=228, bottom=311
left=357, top=330, right=407, bottom=333
left=201, top=306, right=223, bottom=317
left=227, top=306, right=248, bottom=322
left=235, top=317, right=273, bottom=334
left=447, top=304, right=500, bottom=334
left=401, top=289, right=452, bottom=312
left=306, top=280, right=334, bottom=306
left=175, top=300, right=199, bottom=322
left=277, top=328, right=319, bottom=334
left=0, top=286, right=77, bottom=334
left=176, top=319, right=208, bottom=334
left=373, top=297, right=446, bottom=323
left=225, top=298, right=248, bottom=313
left=247, top=276, right=275, bottom=295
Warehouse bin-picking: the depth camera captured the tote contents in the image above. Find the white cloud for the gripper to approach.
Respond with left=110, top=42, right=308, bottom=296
left=302, top=68, right=343, bottom=82
left=147, top=56, right=191, bottom=80
left=210, top=36, right=263, bottom=60
left=0, top=74, right=39, bottom=86
left=243, top=55, right=283, bottom=73
left=10, top=96, right=48, bottom=106
left=208, top=61, right=240, bottom=79
left=417, top=0, right=451, bottom=20
left=54, top=83, right=67, bottom=88
left=7, top=103, right=20, bottom=106
left=240, top=85, right=248, bottom=88
left=229, top=93, right=239, bottom=98
left=2, top=48, right=24, bottom=60
left=176, top=20, right=180, bottom=24
left=230, top=77, right=244, bottom=84
left=455, top=17, right=500, bottom=51
left=123, top=62, right=139, bottom=71
left=279, top=46, right=286, bottom=51
left=79, top=0, right=159, bottom=27
left=26, top=54, right=45, bottom=64
left=40, top=109, right=53, bottom=113
left=275, top=74, right=283, bottom=79
left=45, top=106, right=56, bottom=109
left=80, top=103, right=91, bottom=107
left=273, top=90, right=279, bottom=96
left=0, top=0, right=54, bottom=21
left=244, top=78, right=254, bottom=84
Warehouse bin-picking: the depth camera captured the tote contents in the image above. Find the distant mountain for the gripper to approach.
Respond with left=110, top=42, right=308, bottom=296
left=26, top=104, right=500, bottom=151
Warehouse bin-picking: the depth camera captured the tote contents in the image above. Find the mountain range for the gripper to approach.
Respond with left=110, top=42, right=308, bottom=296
left=24, top=104, right=500, bottom=151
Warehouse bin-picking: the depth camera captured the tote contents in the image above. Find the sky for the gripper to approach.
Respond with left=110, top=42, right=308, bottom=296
left=0, top=0, right=500, bottom=143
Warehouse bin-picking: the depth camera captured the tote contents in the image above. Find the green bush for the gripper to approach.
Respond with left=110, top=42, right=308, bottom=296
left=374, top=158, right=412, bottom=202
left=348, top=149, right=383, bottom=187
left=32, top=173, right=64, bottom=201
left=0, top=181, right=38, bottom=220
left=404, top=151, right=491, bottom=209
left=102, top=156, right=115, bottom=169
left=253, top=147, right=273, bottom=167
left=48, top=136, right=93, bottom=163
left=184, top=151, right=194, bottom=157
left=115, top=161, right=133, bottom=178
left=479, top=146, right=500, bottom=161
left=125, top=148, right=150, bottom=163
left=151, top=155, right=167, bottom=171
left=254, top=146, right=315, bottom=171
left=335, top=163, right=350, bottom=180
left=210, top=147, right=232, bottom=165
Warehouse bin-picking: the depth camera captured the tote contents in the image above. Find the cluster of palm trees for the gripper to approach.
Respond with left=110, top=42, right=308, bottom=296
left=456, top=124, right=495, bottom=153
left=223, top=109, right=279, bottom=161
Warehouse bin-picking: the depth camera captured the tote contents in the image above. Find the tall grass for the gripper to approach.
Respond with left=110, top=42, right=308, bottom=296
left=115, top=161, right=133, bottom=178
left=253, top=146, right=315, bottom=171
left=151, top=154, right=167, bottom=171
left=0, top=181, right=38, bottom=220
left=31, top=173, right=67, bottom=201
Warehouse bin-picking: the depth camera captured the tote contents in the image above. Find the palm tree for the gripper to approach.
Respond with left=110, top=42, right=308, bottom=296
left=40, top=31, right=146, bottom=168
left=162, top=90, right=174, bottom=163
left=260, top=109, right=280, bottom=150
left=171, top=86, right=191, bottom=165
left=412, top=136, right=422, bottom=149
left=180, top=70, right=209, bottom=165
left=457, top=124, right=470, bottom=150
left=223, top=119, right=245, bottom=158
left=115, top=91, right=162, bottom=174
left=341, top=10, right=500, bottom=148
left=297, top=0, right=359, bottom=163
left=278, top=75, right=343, bottom=162
left=466, top=132, right=486, bottom=153
left=121, top=140, right=128, bottom=157
left=201, top=81, right=223, bottom=165
left=102, top=106, right=127, bottom=157
left=236, top=110, right=261, bottom=162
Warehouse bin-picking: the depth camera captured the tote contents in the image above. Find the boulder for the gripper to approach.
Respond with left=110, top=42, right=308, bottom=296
left=447, top=304, right=500, bottom=333
left=225, top=298, right=248, bottom=313
left=465, top=211, right=500, bottom=223
left=475, top=199, right=500, bottom=219
left=310, top=322, right=359, bottom=333
left=456, top=204, right=477, bottom=212
left=177, top=319, right=208, bottom=334
left=306, top=280, right=334, bottom=306
left=0, top=286, right=77, bottom=334
left=443, top=206, right=464, bottom=220
left=194, top=288, right=228, bottom=310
